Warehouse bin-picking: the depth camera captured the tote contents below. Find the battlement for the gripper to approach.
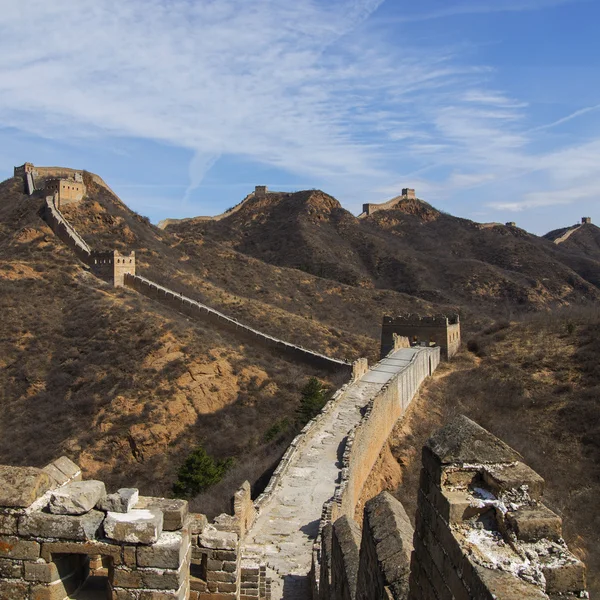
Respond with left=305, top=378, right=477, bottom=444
left=582, top=216, right=592, bottom=224
left=381, top=313, right=461, bottom=360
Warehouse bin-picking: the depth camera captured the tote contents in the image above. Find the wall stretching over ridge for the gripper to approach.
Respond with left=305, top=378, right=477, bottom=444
left=42, top=196, right=92, bottom=261
left=125, top=274, right=353, bottom=373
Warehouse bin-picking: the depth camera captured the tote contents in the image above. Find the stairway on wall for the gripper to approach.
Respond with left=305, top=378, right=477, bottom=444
left=242, top=348, right=423, bottom=600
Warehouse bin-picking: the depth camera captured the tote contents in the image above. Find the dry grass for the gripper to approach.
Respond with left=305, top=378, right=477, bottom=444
left=387, top=308, right=600, bottom=595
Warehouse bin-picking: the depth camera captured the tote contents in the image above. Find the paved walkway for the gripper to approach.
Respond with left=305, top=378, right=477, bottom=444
left=243, top=348, right=419, bottom=599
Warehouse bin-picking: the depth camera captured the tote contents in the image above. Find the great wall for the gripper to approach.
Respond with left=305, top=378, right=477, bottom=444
left=0, top=165, right=589, bottom=599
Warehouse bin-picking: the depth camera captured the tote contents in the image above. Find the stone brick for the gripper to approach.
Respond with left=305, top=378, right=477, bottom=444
left=136, top=497, right=188, bottom=531
left=24, top=559, right=61, bottom=583
left=42, top=464, right=70, bottom=487
left=97, top=488, right=139, bottom=513
left=189, top=513, right=208, bottom=535
left=506, top=504, right=562, bottom=542
left=51, top=456, right=81, bottom=481
left=0, top=513, right=19, bottom=535
left=104, top=509, right=163, bottom=544
left=542, top=558, right=586, bottom=594
left=213, top=550, right=237, bottom=561
left=40, top=540, right=123, bottom=565
left=0, top=535, right=41, bottom=559
left=483, top=462, right=545, bottom=501
left=137, top=530, right=189, bottom=569
left=123, top=545, right=137, bottom=567
left=30, top=582, right=72, bottom=600
left=217, top=582, right=238, bottom=592
left=207, top=558, right=223, bottom=570
left=207, top=569, right=237, bottom=583
left=0, top=556, right=24, bottom=578
left=48, top=480, right=106, bottom=515
left=0, top=579, right=30, bottom=600
left=19, top=509, right=104, bottom=541
left=0, top=465, right=53, bottom=508
left=200, top=527, right=237, bottom=550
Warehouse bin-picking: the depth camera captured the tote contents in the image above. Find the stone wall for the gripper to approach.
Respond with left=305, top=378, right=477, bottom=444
left=380, top=314, right=460, bottom=360
left=45, top=178, right=86, bottom=208
left=318, top=417, right=588, bottom=600
left=354, top=492, right=413, bottom=600
left=333, top=347, right=440, bottom=521
left=361, top=190, right=417, bottom=217
left=42, top=196, right=92, bottom=262
left=408, top=415, right=588, bottom=599
left=0, top=459, right=192, bottom=600
left=124, top=274, right=353, bottom=374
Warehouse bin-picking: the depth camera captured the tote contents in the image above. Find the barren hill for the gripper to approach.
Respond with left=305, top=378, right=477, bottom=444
left=545, top=220, right=600, bottom=259
left=166, top=189, right=600, bottom=314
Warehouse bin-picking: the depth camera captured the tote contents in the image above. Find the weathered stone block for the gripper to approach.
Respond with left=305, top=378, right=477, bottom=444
left=24, top=559, right=61, bottom=583
left=207, top=569, right=237, bottom=583
left=97, top=488, right=139, bottom=513
left=30, top=582, right=72, bottom=600
left=51, top=456, right=81, bottom=481
left=542, top=558, right=586, bottom=594
left=0, top=513, right=19, bottom=535
left=0, top=579, right=30, bottom=600
left=136, top=497, right=188, bottom=531
left=48, top=480, right=106, bottom=515
left=42, top=464, right=70, bottom=487
left=190, top=513, right=208, bottom=535
left=0, top=535, right=41, bottom=559
left=199, top=526, right=237, bottom=550
left=123, top=545, right=137, bottom=567
left=0, top=466, right=53, bottom=508
left=483, top=462, right=545, bottom=501
left=137, top=530, right=189, bottom=569
left=506, top=504, right=562, bottom=542
left=104, top=509, right=163, bottom=544
left=40, top=540, right=122, bottom=565
left=19, top=509, right=104, bottom=541
left=0, top=556, right=24, bottom=578
left=217, top=582, right=238, bottom=593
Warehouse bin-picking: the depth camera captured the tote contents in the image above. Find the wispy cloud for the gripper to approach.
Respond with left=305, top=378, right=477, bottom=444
left=0, top=0, right=598, bottom=227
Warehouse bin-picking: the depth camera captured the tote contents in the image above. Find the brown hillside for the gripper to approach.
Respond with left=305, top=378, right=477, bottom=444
left=166, top=190, right=600, bottom=315
left=0, top=177, right=349, bottom=516
left=380, top=309, right=600, bottom=595
left=545, top=222, right=600, bottom=260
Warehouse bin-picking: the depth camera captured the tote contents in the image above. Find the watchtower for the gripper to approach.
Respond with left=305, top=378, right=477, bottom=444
left=14, top=162, right=35, bottom=177
left=506, top=221, right=516, bottom=227
left=380, top=314, right=460, bottom=360
left=255, top=185, right=268, bottom=198
left=402, top=188, right=416, bottom=199
left=90, top=250, right=135, bottom=287
left=582, top=217, right=592, bottom=224
left=45, top=177, right=86, bottom=208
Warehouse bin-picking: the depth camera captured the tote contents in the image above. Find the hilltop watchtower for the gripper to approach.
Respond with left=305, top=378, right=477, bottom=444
left=401, top=188, right=416, bottom=199
left=45, top=176, right=86, bottom=208
left=90, top=250, right=136, bottom=287
left=380, top=314, right=460, bottom=360
left=255, top=185, right=268, bottom=198
left=582, top=217, right=592, bottom=224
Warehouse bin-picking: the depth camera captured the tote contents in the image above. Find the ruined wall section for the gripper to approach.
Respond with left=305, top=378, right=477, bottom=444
left=409, top=415, right=588, bottom=599
left=381, top=314, right=460, bottom=360
left=124, top=274, right=354, bottom=374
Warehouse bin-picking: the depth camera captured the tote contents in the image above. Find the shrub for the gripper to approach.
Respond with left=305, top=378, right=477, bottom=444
left=264, top=418, right=290, bottom=443
left=172, top=444, right=234, bottom=498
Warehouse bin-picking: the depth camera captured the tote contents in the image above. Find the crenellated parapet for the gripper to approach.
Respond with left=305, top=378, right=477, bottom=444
left=381, top=313, right=461, bottom=360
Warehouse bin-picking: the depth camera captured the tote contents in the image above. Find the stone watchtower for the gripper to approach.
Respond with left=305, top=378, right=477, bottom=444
left=402, top=188, right=416, bottom=199
left=90, top=250, right=136, bottom=287
left=582, top=217, right=592, bottom=224
left=380, top=314, right=461, bottom=360
left=254, top=185, right=268, bottom=198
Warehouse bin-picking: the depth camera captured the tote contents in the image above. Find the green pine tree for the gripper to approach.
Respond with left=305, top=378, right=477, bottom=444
left=172, top=444, right=233, bottom=498
left=297, top=377, right=328, bottom=424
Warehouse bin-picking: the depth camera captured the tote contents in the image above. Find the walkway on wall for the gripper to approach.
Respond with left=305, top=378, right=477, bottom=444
left=242, top=348, right=421, bottom=600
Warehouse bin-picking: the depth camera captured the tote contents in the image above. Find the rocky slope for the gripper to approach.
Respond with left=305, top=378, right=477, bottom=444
left=166, top=190, right=600, bottom=314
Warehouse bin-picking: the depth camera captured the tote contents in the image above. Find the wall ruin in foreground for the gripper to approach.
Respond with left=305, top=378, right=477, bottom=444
left=319, top=415, right=588, bottom=600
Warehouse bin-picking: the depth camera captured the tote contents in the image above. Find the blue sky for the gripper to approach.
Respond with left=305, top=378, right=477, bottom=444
left=0, top=0, right=598, bottom=234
